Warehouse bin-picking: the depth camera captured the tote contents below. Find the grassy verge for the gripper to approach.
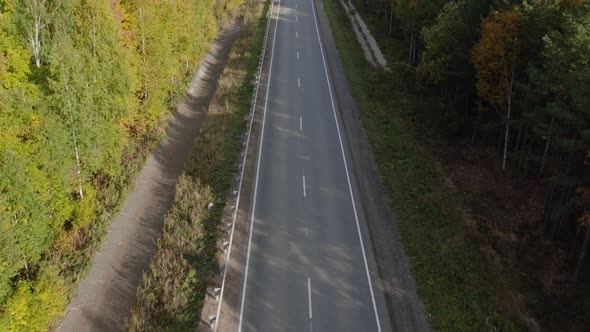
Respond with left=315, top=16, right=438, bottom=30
left=322, top=0, right=521, bottom=330
left=127, top=0, right=268, bottom=329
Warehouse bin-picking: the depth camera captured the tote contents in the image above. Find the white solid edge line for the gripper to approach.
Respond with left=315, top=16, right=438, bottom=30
left=307, top=277, right=313, bottom=320
left=310, top=0, right=382, bottom=331
left=213, top=0, right=275, bottom=330
left=237, top=0, right=282, bottom=330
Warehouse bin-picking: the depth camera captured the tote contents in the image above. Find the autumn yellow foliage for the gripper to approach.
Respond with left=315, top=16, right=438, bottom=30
left=471, top=8, right=521, bottom=109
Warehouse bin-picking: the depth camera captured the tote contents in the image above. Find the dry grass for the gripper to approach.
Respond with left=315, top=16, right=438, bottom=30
left=128, top=177, right=214, bottom=331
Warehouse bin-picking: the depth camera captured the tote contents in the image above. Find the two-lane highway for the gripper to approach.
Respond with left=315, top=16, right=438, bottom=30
left=238, top=0, right=389, bottom=330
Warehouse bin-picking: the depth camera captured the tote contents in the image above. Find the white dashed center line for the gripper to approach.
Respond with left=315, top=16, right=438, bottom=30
left=302, top=175, right=306, bottom=197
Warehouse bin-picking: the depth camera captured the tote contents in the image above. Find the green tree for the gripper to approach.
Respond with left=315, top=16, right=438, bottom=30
left=420, top=0, right=491, bottom=85
left=0, top=265, right=67, bottom=331
left=530, top=2, right=590, bottom=237
left=419, top=0, right=492, bottom=136
left=393, top=0, right=446, bottom=65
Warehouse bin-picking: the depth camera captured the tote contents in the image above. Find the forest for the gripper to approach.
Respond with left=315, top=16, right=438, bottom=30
left=2, top=0, right=589, bottom=330
left=0, top=0, right=240, bottom=330
left=341, top=0, right=589, bottom=329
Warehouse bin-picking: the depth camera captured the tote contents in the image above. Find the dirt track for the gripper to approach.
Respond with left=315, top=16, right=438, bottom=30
left=55, top=21, right=243, bottom=332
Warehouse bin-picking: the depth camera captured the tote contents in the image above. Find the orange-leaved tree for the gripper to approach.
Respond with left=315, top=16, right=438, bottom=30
left=471, top=8, right=521, bottom=170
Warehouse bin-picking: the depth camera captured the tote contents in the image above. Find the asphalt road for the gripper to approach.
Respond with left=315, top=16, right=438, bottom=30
left=238, top=0, right=391, bottom=330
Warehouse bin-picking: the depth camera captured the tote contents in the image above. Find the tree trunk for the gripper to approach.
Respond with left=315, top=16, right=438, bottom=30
left=65, top=81, right=84, bottom=200
left=574, top=225, right=590, bottom=281
left=553, top=188, right=572, bottom=238
left=502, top=96, right=512, bottom=170
left=524, top=127, right=530, bottom=176
left=408, top=31, right=413, bottom=65
left=25, top=0, right=59, bottom=68
left=514, top=121, right=522, bottom=152
left=139, top=7, right=148, bottom=100
left=33, top=16, right=42, bottom=67
left=502, top=35, right=518, bottom=171
left=543, top=185, right=556, bottom=230
left=388, top=2, right=393, bottom=35
left=92, top=9, right=97, bottom=83
left=471, top=109, right=481, bottom=145
left=464, top=89, right=470, bottom=121
left=564, top=137, right=576, bottom=176
left=413, top=32, right=417, bottom=64
left=540, top=117, right=555, bottom=175
left=497, top=120, right=504, bottom=154
left=510, top=122, right=523, bottom=175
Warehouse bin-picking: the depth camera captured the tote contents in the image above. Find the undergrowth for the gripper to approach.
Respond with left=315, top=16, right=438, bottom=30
left=322, top=0, right=521, bottom=330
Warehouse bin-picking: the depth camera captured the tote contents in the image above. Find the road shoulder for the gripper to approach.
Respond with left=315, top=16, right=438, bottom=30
left=313, top=0, right=430, bottom=330
left=199, top=1, right=274, bottom=330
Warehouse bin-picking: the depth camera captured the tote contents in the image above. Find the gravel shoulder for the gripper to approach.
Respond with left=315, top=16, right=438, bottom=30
left=202, top=1, right=274, bottom=330
left=55, top=21, right=243, bottom=332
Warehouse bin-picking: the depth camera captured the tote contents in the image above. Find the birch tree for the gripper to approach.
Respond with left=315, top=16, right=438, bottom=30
left=17, top=0, right=60, bottom=67
left=471, top=8, right=521, bottom=170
